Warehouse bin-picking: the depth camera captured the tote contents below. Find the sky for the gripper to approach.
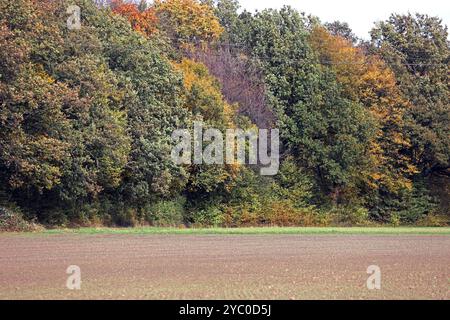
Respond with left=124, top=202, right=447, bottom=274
left=237, top=0, right=450, bottom=39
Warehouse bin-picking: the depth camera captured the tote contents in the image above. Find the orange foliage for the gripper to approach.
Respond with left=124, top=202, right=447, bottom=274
left=111, top=0, right=158, bottom=37
left=310, top=27, right=417, bottom=192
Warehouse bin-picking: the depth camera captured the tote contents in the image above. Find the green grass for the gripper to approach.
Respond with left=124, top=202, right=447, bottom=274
left=35, top=226, right=450, bottom=236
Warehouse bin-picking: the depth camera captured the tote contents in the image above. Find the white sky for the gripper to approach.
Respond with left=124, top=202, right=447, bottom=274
left=237, top=0, right=450, bottom=39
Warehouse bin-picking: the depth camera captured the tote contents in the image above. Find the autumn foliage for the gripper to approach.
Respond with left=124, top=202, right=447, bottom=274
left=310, top=27, right=418, bottom=195
left=154, top=0, right=224, bottom=43
left=111, top=0, right=158, bottom=37
left=0, top=0, right=448, bottom=227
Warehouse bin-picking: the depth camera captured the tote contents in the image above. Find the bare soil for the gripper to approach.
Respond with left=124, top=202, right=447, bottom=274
left=0, top=234, right=449, bottom=299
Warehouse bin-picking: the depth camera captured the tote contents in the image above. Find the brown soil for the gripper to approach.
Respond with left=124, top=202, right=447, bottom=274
left=0, top=234, right=449, bottom=299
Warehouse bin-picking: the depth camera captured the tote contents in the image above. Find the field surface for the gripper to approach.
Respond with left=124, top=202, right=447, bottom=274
left=0, top=229, right=449, bottom=299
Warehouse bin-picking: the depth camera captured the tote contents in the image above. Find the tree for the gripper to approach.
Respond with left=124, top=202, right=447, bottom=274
left=1, top=0, right=447, bottom=226
left=310, top=26, right=420, bottom=218
left=190, top=47, right=273, bottom=128
left=91, top=0, right=189, bottom=205
left=228, top=7, right=375, bottom=202
left=0, top=0, right=72, bottom=195
left=370, top=14, right=450, bottom=176
left=154, top=0, right=224, bottom=46
left=0, top=0, right=133, bottom=220
left=310, top=27, right=417, bottom=191
left=324, top=21, right=358, bottom=44
left=213, top=0, right=240, bottom=42
left=111, top=0, right=158, bottom=37
left=172, top=58, right=240, bottom=196
left=0, top=0, right=188, bottom=224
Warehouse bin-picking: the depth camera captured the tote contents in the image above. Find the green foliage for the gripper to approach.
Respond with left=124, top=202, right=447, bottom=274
left=190, top=204, right=224, bottom=227
left=389, top=212, right=401, bottom=227
left=324, top=21, right=358, bottom=43
left=326, top=206, right=371, bottom=226
left=417, top=214, right=449, bottom=227
left=366, top=179, right=440, bottom=224
left=0, top=206, right=42, bottom=232
left=227, top=7, right=375, bottom=200
left=213, top=0, right=240, bottom=42
left=172, top=58, right=242, bottom=201
left=217, top=162, right=318, bottom=227
left=144, top=196, right=186, bottom=226
left=0, top=1, right=447, bottom=228
left=370, top=13, right=450, bottom=175
left=395, top=182, right=440, bottom=224
left=0, top=0, right=187, bottom=221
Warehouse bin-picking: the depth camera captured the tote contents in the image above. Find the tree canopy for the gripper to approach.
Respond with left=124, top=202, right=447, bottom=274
left=0, top=0, right=448, bottom=227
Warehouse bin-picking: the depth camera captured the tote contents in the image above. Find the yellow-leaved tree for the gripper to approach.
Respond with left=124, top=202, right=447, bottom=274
left=172, top=58, right=241, bottom=197
left=155, top=0, right=224, bottom=46
left=310, top=27, right=418, bottom=198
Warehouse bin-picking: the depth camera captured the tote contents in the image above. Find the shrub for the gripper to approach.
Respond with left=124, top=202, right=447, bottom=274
left=390, top=212, right=401, bottom=227
left=259, top=200, right=329, bottom=227
left=0, top=206, right=42, bottom=232
left=112, top=207, right=139, bottom=227
left=144, top=197, right=186, bottom=226
left=190, top=205, right=224, bottom=227
left=237, top=208, right=261, bottom=227
left=331, top=206, right=371, bottom=226
left=263, top=201, right=302, bottom=226
left=392, top=181, right=439, bottom=224
left=417, top=214, right=449, bottom=227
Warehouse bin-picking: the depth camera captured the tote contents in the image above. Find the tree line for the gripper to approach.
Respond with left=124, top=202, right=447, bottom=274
left=0, top=0, right=448, bottom=227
